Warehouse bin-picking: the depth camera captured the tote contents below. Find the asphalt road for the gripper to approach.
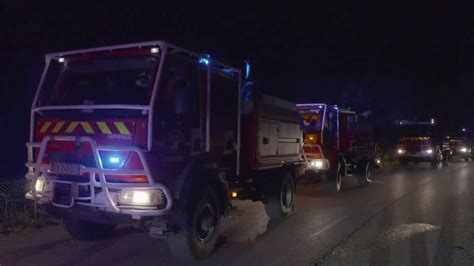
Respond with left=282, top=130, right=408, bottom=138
left=1, top=162, right=473, bottom=266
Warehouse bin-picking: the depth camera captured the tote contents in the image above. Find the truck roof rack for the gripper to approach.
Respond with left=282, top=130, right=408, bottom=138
left=45, top=40, right=242, bottom=78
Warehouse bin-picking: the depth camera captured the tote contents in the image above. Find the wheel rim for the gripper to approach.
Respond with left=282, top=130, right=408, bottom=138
left=195, top=202, right=216, bottom=243
left=281, top=177, right=294, bottom=209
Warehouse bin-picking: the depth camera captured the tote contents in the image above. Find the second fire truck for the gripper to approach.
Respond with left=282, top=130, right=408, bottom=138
left=297, top=103, right=378, bottom=192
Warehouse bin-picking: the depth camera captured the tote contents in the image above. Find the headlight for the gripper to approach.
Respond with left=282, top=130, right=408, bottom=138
left=310, top=159, right=326, bottom=169
left=118, top=189, right=163, bottom=206
left=35, top=175, right=46, bottom=193
left=425, top=149, right=433, bottom=154
left=460, top=147, right=468, bottom=153
left=376, top=159, right=381, bottom=165
left=397, top=149, right=405, bottom=154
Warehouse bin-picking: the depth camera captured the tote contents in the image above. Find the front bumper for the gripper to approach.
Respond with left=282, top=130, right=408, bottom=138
left=25, top=135, right=173, bottom=221
left=39, top=203, right=137, bottom=225
left=397, top=151, right=435, bottom=162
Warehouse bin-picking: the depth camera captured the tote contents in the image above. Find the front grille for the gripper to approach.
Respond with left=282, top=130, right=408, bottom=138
left=406, top=145, right=421, bottom=152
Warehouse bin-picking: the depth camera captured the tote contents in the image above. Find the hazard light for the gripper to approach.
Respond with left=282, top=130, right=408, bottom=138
left=199, top=54, right=210, bottom=65
left=109, top=157, right=120, bottom=164
left=101, top=155, right=124, bottom=169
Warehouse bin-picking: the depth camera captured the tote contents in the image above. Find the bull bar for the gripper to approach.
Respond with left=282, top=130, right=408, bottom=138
left=25, top=135, right=173, bottom=220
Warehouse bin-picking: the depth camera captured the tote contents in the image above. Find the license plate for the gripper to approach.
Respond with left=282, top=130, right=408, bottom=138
left=51, top=163, right=81, bottom=175
left=53, top=183, right=72, bottom=206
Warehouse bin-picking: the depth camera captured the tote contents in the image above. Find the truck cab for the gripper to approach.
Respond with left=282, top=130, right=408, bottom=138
left=297, top=103, right=377, bottom=192
left=25, top=41, right=303, bottom=259
left=395, top=120, right=449, bottom=168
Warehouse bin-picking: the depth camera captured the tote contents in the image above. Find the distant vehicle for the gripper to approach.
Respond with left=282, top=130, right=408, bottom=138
left=394, top=120, right=449, bottom=168
left=24, top=41, right=305, bottom=259
left=296, top=103, right=378, bottom=192
left=443, top=128, right=472, bottom=162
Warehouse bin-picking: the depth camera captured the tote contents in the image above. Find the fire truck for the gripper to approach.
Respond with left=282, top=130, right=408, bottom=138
left=296, top=103, right=378, bottom=192
left=443, top=128, right=472, bottom=162
left=24, top=41, right=304, bottom=259
left=394, top=120, right=449, bottom=168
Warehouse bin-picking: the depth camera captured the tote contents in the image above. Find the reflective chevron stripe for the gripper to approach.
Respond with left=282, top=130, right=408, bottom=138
left=65, top=122, right=79, bottom=133
left=114, top=122, right=131, bottom=135
left=80, top=122, right=94, bottom=134
left=51, top=121, right=65, bottom=133
left=39, top=121, right=132, bottom=135
left=96, top=122, right=112, bottom=134
left=39, top=121, right=51, bottom=133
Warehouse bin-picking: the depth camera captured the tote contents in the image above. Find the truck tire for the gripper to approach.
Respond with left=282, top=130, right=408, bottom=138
left=64, top=219, right=116, bottom=241
left=358, top=162, right=373, bottom=186
left=264, top=171, right=295, bottom=219
left=330, top=163, right=343, bottom=192
left=167, top=186, right=221, bottom=260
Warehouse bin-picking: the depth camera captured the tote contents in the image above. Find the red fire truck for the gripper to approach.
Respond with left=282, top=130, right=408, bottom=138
left=296, top=103, right=377, bottom=192
left=395, top=120, right=449, bottom=168
left=25, top=41, right=304, bottom=259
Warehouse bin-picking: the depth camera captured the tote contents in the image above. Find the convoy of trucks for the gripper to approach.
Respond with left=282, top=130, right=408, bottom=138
left=22, top=41, right=467, bottom=259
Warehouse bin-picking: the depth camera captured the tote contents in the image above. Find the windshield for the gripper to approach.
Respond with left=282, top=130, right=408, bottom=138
left=37, top=55, right=159, bottom=106
left=397, top=125, right=434, bottom=137
left=299, top=111, right=323, bottom=132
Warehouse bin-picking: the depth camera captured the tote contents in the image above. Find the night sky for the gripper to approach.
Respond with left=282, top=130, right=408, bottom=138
left=1, top=2, right=474, bottom=176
